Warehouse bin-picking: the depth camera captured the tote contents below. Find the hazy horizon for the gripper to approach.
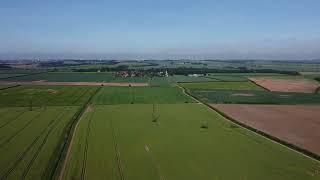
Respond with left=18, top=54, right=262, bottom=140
left=1, top=0, right=320, bottom=60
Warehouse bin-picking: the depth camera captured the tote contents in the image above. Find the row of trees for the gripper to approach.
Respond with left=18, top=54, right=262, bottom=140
left=72, top=65, right=299, bottom=76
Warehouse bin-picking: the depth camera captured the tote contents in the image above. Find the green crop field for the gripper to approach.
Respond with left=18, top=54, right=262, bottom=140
left=111, top=76, right=149, bottom=83
left=180, top=81, right=264, bottom=91
left=62, top=104, right=320, bottom=180
left=149, top=77, right=172, bottom=87
left=6, top=72, right=115, bottom=82
left=94, top=86, right=194, bottom=104
left=0, top=74, right=26, bottom=79
left=0, top=106, right=79, bottom=179
left=207, top=75, right=248, bottom=81
left=0, top=85, right=14, bottom=90
left=169, top=75, right=217, bottom=83
left=189, top=89, right=320, bottom=104
left=0, top=85, right=98, bottom=107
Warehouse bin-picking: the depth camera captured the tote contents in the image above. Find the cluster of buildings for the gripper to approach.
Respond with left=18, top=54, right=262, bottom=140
left=116, top=70, right=169, bottom=78
left=116, top=71, right=145, bottom=78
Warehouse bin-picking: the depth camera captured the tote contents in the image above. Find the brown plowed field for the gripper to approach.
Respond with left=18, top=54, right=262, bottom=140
left=249, top=78, right=319, bottom=93
left=211, top=104, right=320, bottom=155
left=0, top=81, right=148, bottom=87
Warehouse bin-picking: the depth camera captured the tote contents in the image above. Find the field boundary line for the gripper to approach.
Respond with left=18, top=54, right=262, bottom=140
left=175, top=84, right=201, bottom=103
left=0, top=85, right=21, bottom=90
left=55, top=110, right=81, bottom=180
left=72, top=88, right=90, bottom=105
left=248, top=78, right=271, bottom=91
left=176, top=83, right=320, bottom=162
left=55, top=86, right=102, bottom=180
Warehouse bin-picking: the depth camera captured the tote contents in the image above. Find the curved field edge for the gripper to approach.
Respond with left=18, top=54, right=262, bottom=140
left=183, top=86, right=320, bottom=161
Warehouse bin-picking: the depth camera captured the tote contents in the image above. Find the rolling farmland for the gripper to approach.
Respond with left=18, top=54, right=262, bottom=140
left=62, top=104, right=320, bottom=180
left=0, top=64, right=320, bottom=180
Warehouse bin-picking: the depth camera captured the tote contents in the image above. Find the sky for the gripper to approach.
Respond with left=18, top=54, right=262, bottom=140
left=0, top=0, right=320, bottom=60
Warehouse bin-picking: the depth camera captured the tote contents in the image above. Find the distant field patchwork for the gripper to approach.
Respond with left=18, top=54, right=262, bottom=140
left=62, top=104, right=320, bottom=180
left=4, top=72, right=149, bottom=83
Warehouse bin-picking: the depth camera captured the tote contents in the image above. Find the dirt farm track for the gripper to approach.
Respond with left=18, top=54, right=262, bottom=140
left=211, top=104, right=320, bottom=156
left=0, top=81, right=148, bottom=87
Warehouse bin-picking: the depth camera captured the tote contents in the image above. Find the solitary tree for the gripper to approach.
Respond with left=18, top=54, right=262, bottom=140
left=200, top=120, right=208, bottom=129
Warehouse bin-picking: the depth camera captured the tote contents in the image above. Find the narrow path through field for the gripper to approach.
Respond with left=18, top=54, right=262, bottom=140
left=57, top=110, right=82, bottom=180
left=175, top=84, right=201, bottom=104
left=57, top=87, right=102, bottom=180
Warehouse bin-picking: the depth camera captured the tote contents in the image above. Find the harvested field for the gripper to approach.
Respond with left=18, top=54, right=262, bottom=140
left=0, top=81, right=148, bottom=87
left=249, top=78, right=320, bottom=93
left=211, top=104, right=320, bottom=155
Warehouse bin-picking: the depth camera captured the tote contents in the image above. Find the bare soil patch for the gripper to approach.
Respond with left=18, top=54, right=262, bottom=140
left=249, top=78, right=319, bottom=93
left=0, top=81, right=148, bottom=87
left=211, top=104, right=320, bottom=155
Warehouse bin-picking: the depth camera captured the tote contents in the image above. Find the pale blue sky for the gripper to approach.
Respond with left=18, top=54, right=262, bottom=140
left=0, top=0, right=320, bottom=59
